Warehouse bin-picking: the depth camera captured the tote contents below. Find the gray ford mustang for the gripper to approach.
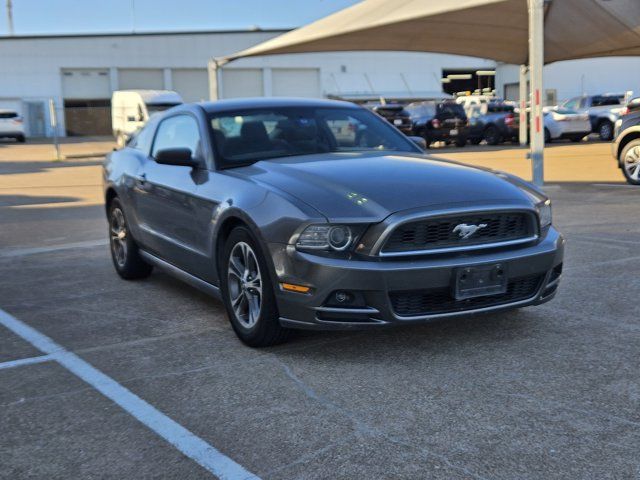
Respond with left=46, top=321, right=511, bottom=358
left=103, top=98, right=564, bottom=347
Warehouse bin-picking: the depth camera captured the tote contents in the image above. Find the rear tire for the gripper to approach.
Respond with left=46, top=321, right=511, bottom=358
left=220, top=226, right=290, bottom=347
left=544, top=128, right=551, bottom=144
left=598, top=121, right=614, bottom=142
left=570, top=135, right=584, bottom=143
left=454, top=137, right=466, bottom=148
left=620, top=139, right=640, bottom=185
left=108, top=198, right=153, bottom=280
left=16, top=135, right=25, bottom=143
left=482, top=126, right=501, bottom=146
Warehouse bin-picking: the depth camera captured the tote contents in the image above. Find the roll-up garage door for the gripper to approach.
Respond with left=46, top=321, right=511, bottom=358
left=272, top=68, right=321, bottom=98
left=118, top=69, right=165, bottom=90
left=172, top=69, right=208, bottom=102
left=61, top=69, right=112, bottom=136
left=221, top=69, right=263, bottom=99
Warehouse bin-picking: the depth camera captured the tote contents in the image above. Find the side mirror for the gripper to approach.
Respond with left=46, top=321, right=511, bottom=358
left=154, top=148, right=198, bottom=167
left=408, top=136, right=427, bottom=150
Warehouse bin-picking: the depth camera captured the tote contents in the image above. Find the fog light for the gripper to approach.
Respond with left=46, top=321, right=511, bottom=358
left=324, top=290, right=366, bottom=308
left=335, top=291, right=351, bottom=303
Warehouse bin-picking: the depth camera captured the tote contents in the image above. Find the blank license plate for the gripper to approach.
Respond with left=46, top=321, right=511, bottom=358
left=450, top=129, right=459, bottom=136
left=455, top=263, right=507, bottom=300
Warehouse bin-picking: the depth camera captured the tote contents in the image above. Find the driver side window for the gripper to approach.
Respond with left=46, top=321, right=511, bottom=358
left=152, top=115, right=202, bottom=159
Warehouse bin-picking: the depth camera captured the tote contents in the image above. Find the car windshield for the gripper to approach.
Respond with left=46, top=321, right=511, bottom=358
left=208, top=106, right=419, bottom=167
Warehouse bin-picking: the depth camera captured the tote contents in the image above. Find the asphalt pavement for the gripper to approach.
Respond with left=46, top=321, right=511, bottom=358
left=1, top=141, right=639, bottom=479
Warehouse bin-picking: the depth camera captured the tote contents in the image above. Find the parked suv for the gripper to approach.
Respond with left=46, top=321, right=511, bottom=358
left=0, top=110, right=25, bottom=142
left=405, top=100, right=468, bottom=148
left=466, top=101, right=518, bottom=145
left=612, top=102, right=640, bottom=184
left=560, top=94, right=625, bottom=141
left=364, top=103, right=413, bottom=135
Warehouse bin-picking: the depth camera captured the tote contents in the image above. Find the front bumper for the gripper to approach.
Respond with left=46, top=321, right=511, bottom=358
left=269, top=227, right=565, bottom=330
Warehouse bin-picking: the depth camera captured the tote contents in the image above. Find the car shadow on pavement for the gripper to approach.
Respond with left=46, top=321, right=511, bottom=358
left=145, top=265, right=535, bottom=356
left=0, top=194, right=82, bottom=207
left=0, top=159, right=103, bottom=175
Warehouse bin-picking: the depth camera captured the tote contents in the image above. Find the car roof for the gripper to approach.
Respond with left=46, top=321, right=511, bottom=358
left=198, top=97, right=359, bottom=113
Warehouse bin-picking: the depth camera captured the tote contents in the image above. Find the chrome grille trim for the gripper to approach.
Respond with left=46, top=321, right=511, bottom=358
left=372, top=207, right=540, bottom=257
left=379, top=235, right=539, bottom=257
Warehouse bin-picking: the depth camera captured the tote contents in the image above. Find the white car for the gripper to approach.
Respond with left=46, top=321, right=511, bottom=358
left=111, top=90, right=183, bottom=147
left=0, top=110, right=25, bottom=142
left=543, top=107, right=591, bottom=143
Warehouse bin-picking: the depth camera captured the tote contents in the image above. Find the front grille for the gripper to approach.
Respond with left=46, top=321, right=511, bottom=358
left=381, top=211, right=535, bottom=254
left=390, top=274, right=544, bottom=317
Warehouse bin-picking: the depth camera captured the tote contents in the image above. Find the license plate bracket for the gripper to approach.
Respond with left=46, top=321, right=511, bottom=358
left=454, top=263, right=507, bottom=300
left=450, top=128, right=459, bottom=136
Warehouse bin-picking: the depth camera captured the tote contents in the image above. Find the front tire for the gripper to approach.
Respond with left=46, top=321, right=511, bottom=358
left=108, top=198, right=153, bottom=279
left=598, top=121, right=614, bottom=142
left=221, top=227, right=289, bottom=347
left=454, top=136, right=467, bottom=148
left=620, top=139, right=640, bottom=185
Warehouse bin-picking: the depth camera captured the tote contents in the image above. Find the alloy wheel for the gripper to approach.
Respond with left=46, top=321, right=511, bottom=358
left=110, top=207, right=128, bottom=267
left=624, top=145, right=640, bottom=183
left=227, top=242, right=263, bottom=329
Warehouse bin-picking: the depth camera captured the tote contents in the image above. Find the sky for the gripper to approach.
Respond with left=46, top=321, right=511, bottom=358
left=0, top=0, right=360, bottom=36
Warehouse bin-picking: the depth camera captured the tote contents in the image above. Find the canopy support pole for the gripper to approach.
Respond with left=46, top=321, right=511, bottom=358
left=528, top=0, right=545, bottom=186
left=208, top=58, right=224, bottom=101
left=519, top=65, right=528, bottom=146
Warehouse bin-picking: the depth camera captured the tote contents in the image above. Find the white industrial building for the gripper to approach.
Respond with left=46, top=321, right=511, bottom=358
left=1, top=28, right=638, bottom=137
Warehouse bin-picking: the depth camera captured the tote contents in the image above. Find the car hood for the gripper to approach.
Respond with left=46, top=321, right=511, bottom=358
left=234, top=152, right=536, bottom=222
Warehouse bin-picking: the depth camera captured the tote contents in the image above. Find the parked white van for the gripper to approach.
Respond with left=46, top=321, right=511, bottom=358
left=111, top=90, right=183, bottom=147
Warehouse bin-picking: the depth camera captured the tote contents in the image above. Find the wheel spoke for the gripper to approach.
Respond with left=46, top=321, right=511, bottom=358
left=228, top=256, right=244, bottom=280
left=227, top=241, right=263, bottom=329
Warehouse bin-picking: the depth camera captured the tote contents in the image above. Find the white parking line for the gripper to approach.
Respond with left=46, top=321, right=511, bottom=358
left=0, top=308, right=260, bottom=480
left=0, top=353, right=56, bottom=370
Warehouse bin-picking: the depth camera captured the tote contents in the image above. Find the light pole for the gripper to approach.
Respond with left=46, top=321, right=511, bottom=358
left=6, top=0, right=14, bottom=35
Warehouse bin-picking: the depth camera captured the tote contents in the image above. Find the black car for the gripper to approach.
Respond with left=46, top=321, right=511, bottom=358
left=612, top=99, right=640, bottom=184
left=104, top=97, right=563, bottom=347
left=364, top=103, right=413, bottom=135
left=405, top=100, right=468, bottom=148
left=466, top=102, right=518, bottom=145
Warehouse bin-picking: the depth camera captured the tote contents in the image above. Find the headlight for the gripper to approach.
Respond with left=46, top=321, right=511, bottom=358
left=537, top=199, right=552, bottom=229
left=296, top=225, right=354, bottom=251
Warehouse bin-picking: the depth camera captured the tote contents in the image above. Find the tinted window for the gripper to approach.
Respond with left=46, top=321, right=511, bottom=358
left=209, top=106, right=418, bottom=167
left=592, top=96, right=622, bottom=107
left=437, top=102, right=466, bottom=117
left=487, top=103, right=514, bottom=113
left=0, top=111, right=18, bottom=119
left=152, top=115, right=202, bottom=158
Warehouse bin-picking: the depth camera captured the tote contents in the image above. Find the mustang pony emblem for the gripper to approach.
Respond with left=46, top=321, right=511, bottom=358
left=453, top=223, right=488, bottom=240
